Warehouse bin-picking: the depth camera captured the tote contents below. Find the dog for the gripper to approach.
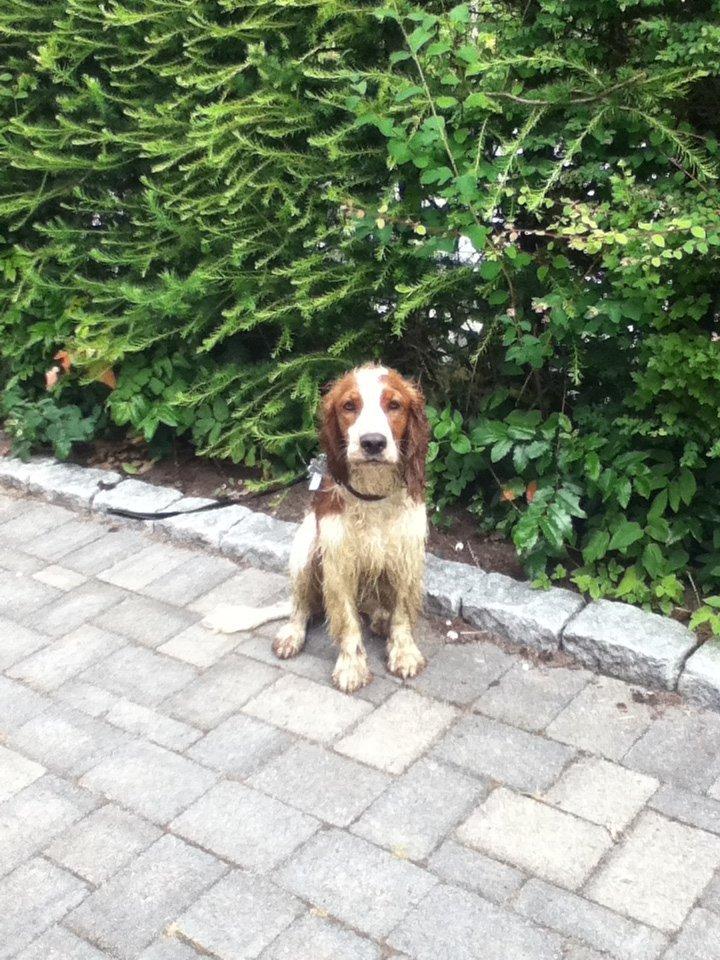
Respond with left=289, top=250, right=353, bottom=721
left=205, top=363, right=429, bottom=693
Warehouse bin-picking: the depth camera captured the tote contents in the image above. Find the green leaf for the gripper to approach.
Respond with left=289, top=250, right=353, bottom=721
left=677, top=468, right=697, bottom=505
left=451, top=434, right=471, bottom=454
left=691, top=225, right=706, bottom=239
left=642, top=542, right=665, bottom=579
left=479, top=260, right=502, bottom=281
left=491, top=438, right=513, bottom=462
left=407, top=26, right=434, bottom=53
left=609, top=521, right=643, bottom=552
left=583, top=529, right=610, bottom=563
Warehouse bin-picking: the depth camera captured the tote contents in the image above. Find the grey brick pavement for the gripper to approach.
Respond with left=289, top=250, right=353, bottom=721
left=2, top=489, right=720, bottom=959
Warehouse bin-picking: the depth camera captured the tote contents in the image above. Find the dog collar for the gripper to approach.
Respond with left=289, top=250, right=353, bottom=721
left=339, top=481, right=388, bottom=502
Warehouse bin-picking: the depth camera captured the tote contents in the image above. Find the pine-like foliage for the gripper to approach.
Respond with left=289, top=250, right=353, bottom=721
left=3, top=0, right=720, bottom=613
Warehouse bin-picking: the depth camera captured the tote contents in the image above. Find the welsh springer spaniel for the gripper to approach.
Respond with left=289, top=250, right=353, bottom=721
left=274, top=364, right=429, bottom=692
left=204, top=363, right=429, bottom=694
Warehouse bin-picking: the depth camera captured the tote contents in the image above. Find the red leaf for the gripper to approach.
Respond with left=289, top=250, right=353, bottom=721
left=526, top=480, right=538, bottom=503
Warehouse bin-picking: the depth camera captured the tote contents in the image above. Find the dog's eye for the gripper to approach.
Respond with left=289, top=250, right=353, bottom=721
left=342, top=401, right=356, bottom=412
left=387, top=399, right=402, bottom=411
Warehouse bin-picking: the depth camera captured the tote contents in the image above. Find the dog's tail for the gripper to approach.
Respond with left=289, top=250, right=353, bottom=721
left=202, top=599, right=292, bottom=635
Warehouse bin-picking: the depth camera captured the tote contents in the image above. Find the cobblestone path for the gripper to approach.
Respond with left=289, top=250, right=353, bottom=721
left=1, top=490, right=720, bottom=959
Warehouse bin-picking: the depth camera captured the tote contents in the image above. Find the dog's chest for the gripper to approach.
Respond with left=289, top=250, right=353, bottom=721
left=320, top=494, right=426, bottom=576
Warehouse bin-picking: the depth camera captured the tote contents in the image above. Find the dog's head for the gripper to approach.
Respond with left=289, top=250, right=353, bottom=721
left=320, top=364, right=429, bottom=500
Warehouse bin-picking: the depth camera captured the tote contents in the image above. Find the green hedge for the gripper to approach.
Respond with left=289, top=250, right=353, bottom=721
left=2, top=0, right=720, bottom=620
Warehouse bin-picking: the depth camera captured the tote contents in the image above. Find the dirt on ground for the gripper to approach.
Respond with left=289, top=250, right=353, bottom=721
left=71, top=437, right=526, bottom=579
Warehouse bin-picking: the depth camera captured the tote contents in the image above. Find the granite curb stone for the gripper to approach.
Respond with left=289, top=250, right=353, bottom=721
left=562, top=598, right=698, bottom=690
left=2, top=452, right=718, bottom=711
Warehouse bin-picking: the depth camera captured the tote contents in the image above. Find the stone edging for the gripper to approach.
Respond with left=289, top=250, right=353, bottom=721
left=1, top=451, right=718, bottom=712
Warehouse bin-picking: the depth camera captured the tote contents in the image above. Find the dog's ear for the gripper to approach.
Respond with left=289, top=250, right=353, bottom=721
left=403, top=384, right=429, bottom=502
left=319, top=384, right=348, bottom=484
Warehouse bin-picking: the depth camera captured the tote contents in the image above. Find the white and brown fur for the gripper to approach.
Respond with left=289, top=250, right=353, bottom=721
left=205, top=364, right=429, bottom=693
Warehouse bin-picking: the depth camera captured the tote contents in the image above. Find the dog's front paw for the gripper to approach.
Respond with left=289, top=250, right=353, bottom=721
left=332, top=653, right=372, bottom=694
left=387, top=642, right=426, bottom=679
left=272, top=622, right=305, bottom=660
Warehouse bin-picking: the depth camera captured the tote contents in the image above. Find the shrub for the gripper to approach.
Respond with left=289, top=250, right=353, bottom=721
left=2, top=0, right=720, bottom=612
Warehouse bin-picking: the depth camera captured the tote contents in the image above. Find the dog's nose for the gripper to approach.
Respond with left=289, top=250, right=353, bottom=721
left=360, top=433, right=387, bottom=456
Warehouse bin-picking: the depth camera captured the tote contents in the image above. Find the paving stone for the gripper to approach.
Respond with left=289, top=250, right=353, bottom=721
left=45, top=803, right=161, bottom=885
left=139, top=941, right=203, bottom=960
left=174, top=869, right=302, bottom=960
left=351, top=757, right=484, bottom=859
left=410, top=642, right=512, bottom=705
left=54, top=679, right=118, bottom=718
left=433, top=713, right=573, bottom=792
left=586, top=810, right=720, bottom=931
left=171, top=780, right=319, bottom=871
left=563, top=598, right=697, bottom=689
left=0, top=745, right=44, bottom=802
left=624, top=708, right=720, bottom=792
left=0, top=569, right=61, bottom=621
left=93, top=478, right=183, bottom=516
left=0, top=775, right=97, bottom=877
left=0, top=500, right=75, bottom=541
left=186, top=713, right=292, bottom=778
left=61, top=528, right=147, bottom=575
left=0, top=616, right=50, bottom=669
left=189, top=567, right=290, bottom=616
left=14, top=925, right=106, bottom=960
left=0, top=545, right=44, bottom=574
left=0, top=857, right=88, bottom=960
left=245, top=673, right=372, bottom=744
left=105, top=698, right=201, bottom=751
left=24, top=460, right=122, bottom=509
left=462, top=573, right=584, bottom=652
left=220, top=510, right=296, bottom=573
left=423, top=554, right=473, bottom=617
left=458, top=787, right=611, bottom=889
left=80, top=645, right=197, bottom=706
left=649, top=784, right=720, bottom=836
left=65, top=835, right=225, bottom=960
left=475, top=661, right=590, bottom=732
left=9, top=703, right=130, bottom=776
left=80, top=740, right=217, bottom=824
left=427, top=839, right=524, bottom=905
left=260, top=913, right=381, bottom=960
left=546, top=676, right=654, bottom=760
left=275, top=829, right=437, bottom=939
left=0, top=675, right=52, bottom=730
left=24, top=518, right=106, bottom=562
left=515, top=878, right=667, bottom=960
left=159, top=622, right=242, bottom=667
left=387, top=882, right=564, bottom=960
left=7, top=623, right=124, bottom=691
left=335, top=689, right=456, bottom=774
left=32, top=564, right=87, bottom=590
left=141, top=554, right=237, bottom=605
left=165, top=654, right=279, bottom=729
left=238, top=634, right=334, bottom=686
left=545, top=756, right=658, bottom=835
left=250, top=741, right=390, bottom=828
left=664, top=908, right=720, bottom=960
left=98, top=543, right=191, bottom=591
left=32, top=580, right=127, bottom=638
left=93, top=594, right=198, bottom=648
left=679, top=643, right=720, bottom=712
left=0, top=455, right=46, bottom=489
